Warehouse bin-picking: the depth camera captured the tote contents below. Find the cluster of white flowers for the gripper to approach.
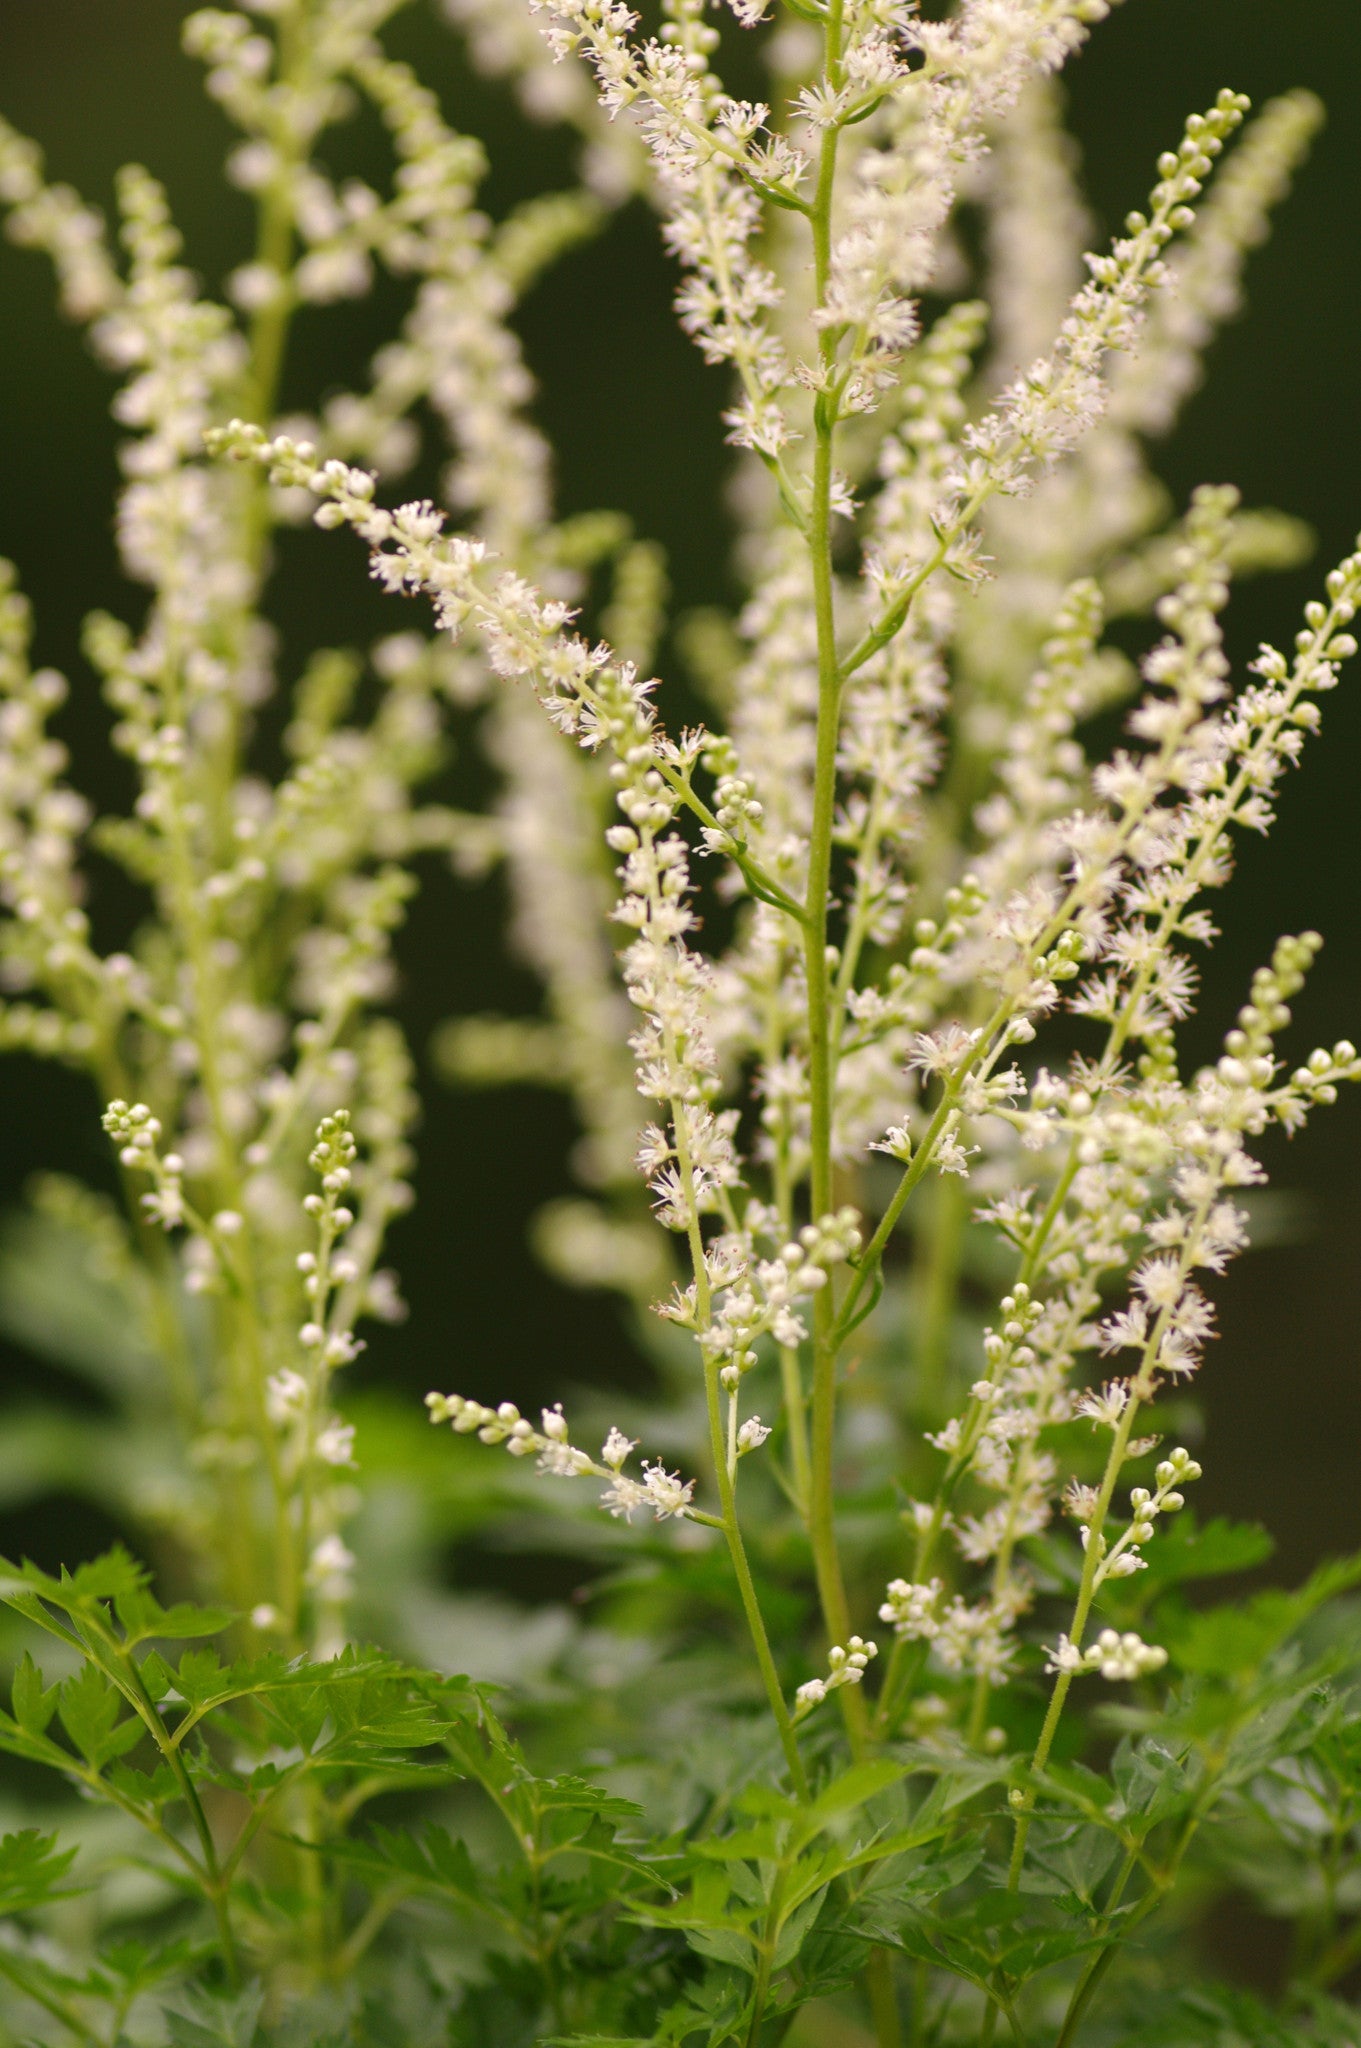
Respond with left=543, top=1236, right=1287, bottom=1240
left=1109, top=89, right=1323, bottom=439
left=426, top=1393, right=698, bottom=1524
left=0, top=0, right=617, bottom=1648
left=215, top=0, right=1361, bottom=1748
left=879, top=1575, right=1028, bottom=1686
left=102, top=1101, right=189, bottom=1233
left=1045, top=1627, right=1168, bottom=1683
left=794, top=1636, right=878, bottom=1720
left=1082, top=1447, right=1200, bottom=1577
left=6, top=0, right=1357, bottom=1828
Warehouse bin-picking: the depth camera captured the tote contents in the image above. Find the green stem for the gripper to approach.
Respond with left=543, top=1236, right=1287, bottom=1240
left=865, top=1946, right=903, bottom=2048
left=706, top=1356, right=809, bottom=1799
left=119, top=1643, right=243, bottom=1985
left=241, top=0, right=308, bottom=434
left=802, top=66, right=868, bottom=1752
left=330, top=1882, right=416, bottom=1978
left=835, top=1079, right=973, bottom=1346
left=1006, top=1391, right=1141, bottom=1889
left=915, top=1175, right=967, bottom=1420
left=778, top=1344, right=812, bottom=1515
left=666, top=1007, right=808, bottom=1796
left=794, top=22, right=906, bottom=2048
left=1018, top=1146, right=1080, bottom=1287
left=0, top=1951, right=101, bottom=2047
left=769, top=1012, right=813, bottom=1519
left=1052, top=1849, right=1137, bottom=2048
left=1055, top=1794, right=1212, bottom=2048
left=745, top=1861, right=790, bottom=2048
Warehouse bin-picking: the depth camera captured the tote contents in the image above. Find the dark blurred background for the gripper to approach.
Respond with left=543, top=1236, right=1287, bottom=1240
left=0, top=0, right=1357, bottom=1583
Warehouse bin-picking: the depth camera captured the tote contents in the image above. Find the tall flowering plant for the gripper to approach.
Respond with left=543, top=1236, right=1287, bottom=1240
left=0, top=1, right=1357, bottom=2043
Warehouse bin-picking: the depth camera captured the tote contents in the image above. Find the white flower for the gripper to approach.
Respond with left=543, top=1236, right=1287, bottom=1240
left=1076, top=1380, right=1130, bottom=1428
left=600, top=1473, right=649, bottom=1520
left=307, top=1535, right=356, bottom=1595
left=601, top=1426, right=637, bottom=1470
left=736, top=1415, right=771, bottom=1454
left=266, top=1369, right=308, bottom=1426
left=638, top=1461, right=695, bottom=1520
left=315, top=1422, right=356, bottom=1468
left=793, top=1637, right=878, bottom=1720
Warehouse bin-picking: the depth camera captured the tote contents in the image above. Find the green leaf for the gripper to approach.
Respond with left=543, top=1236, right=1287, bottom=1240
left=171, top=1647, right=233, bottom=1706
left=97, top=1936, right=202, bottom=1995
left=1109, top=1734, right=1192, bottom=1825
left=856, top=1838, right=984, bottom=1918
left=534, top=1773, right=646, bottom=1826
left=818, top=1816, right=958, bottom=1885
left=114, top=1584, right=235, bottom=1645
left=11, top=1649, right=57, bottom=1734
left=1020, top=1820, right=1123, bottom=1908
left=107, top=1757, right=181, bottom=1809
left=0, top=1704, right=75, bottom=1772
left=0, top=1545, right=153, bottom=1646
left=808, top=1758, right=907, bottom=1825
left=1162, top=1552, right=1361, bottom=1676
left=893, top=1887, right=1104, bottom=1993
left=57, top=1662, right=144, bottom=1768
left=1110, top=1980, right=1361, bottom=2048
left=1140, top=1513, right=1275, bottom=1592
left=63, top=1547, right=151, bottom=1605
left=692, top=1823, right=786, bottom=1864
left=0, top=1829, right=82, bottom=1915
left=773, top=1888, right=826, bottom=1969
left=140, top=1648, right=176, bottom=1703
left=162, top=1983, right=264, bottom=2048
left=0, top=1191, right=161, bottom=1403
left=326, top=1824, right=503, bottom=1927
left=637, top=1862, right=759, bottom=1969
left=682, top=1923, right=757, bottom=1971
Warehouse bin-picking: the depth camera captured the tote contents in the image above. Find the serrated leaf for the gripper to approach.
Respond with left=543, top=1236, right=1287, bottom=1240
left=0, top=1705, right=76, bottom=1771
left=856, top=1838, right=984, bottom=1915
left=115, top=1584, right=235, bottom=1646
left=692, top=1824, right=785, bottom=1864
left=11, top=1649, right=57, bottom=1734
left=163, top=1982, right=264, bottom=2048
left=682, top=1923, right=757, bottom=1971
left=818, top=1815, right=958, bottom=1884
left=106, top=1758, right=182, bottom=1808
left=534, top=1773, right=645, bottom=1824
left=807, top=1758, right=907, bottom=1826
left=540, top=2039, right=655, bottom=2047
left=58, top=1662, right=144, bottom=1768
left=97, top=1935, right=202, bottom=1992
left=1163, top=1553, right=1361, bottom=1676
left=327, top=1824, right=496, bottom=1917
left=773, top=1887, right=826, bottom=1969
left=172, top=1647, right=231, bottom=1706
left=637, top=1862, right=751, bottom=1944
left=140, top=1649, right=175, bottom=1703
left=1140, top=1513, right=1274, bottom=1591
left=1020, top=1820, right=1122, bottom=1907
left=0, top=1586, right=83, bottom=1650
left=0, top=1546, right=151, bottom=1641
left=63, top=1547, right=151, bottom=1605
left=1109, top=1735, right=1192, bottom=1825
left=0, top=1829, right=82, bottom=1915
